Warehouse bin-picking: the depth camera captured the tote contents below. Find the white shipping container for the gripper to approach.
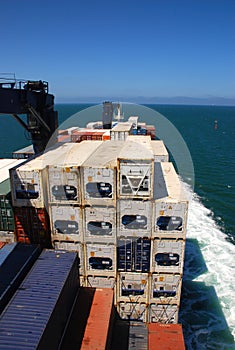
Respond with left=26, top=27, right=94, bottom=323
left=82, top=167, right=115, bottom=201
left=117, top=139, right=154, bottom=199
left=81, top=141, right=124, bottom=205
left=48, top=167, right=80, bottom=204
left=118, top=162, right=154, bottom=199
left=0, top=159, right=26, bottom=183
left=149, top=303, right=179, bottom=324
left=86, top=275, right=116, bottom=289
left=0, top=232, right=15, bottom=243
left=151, top=140, right=169, bottom=162
left=154, top=201, right=188, bottom=238
left=50, top=205, right=83, bottom=242
left=117, top=272, right=149, bottom=302
left=151, top=239, right=185, bottom=274
left=118, top=302, right=148, bottom=322
left=153, top=162, right=188, bottom=201
left=85, top=243, right=116, bottom=274
left=10, top=143, right=75, bottom=208
left=153, top=162, right=188, bottom=239
left=110, top=123, right=132, bottom=141
left=84, top=205, right=116, bottom=242
left=125, top=136, right=153, bottom=153
left=149, top=273, right=182, bottom=303
left=118, top=199, right=153, bottom=235
left=47, top=141, right=102, bottom=205
left=52, top=240, right=84, bottom=275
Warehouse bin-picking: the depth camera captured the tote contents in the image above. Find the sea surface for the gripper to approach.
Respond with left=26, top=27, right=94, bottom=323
left=0, top=103, right=234, bottom=349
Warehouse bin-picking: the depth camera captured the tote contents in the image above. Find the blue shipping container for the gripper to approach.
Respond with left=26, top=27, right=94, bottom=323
left=0, top=249, right=79, bottom=350
left=0, top=243, right=41, bottom=314
left=117, top=238, right=151, bottom=272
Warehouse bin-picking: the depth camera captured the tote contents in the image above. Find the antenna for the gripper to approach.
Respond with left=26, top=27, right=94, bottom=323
left=114, top=103, right=124, bottom=122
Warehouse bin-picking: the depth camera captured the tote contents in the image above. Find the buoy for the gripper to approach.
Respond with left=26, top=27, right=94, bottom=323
left=214, top=120, right=218, bottom=130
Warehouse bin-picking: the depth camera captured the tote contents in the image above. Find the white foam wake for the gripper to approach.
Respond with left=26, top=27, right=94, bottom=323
left=184, top=183, right=235, bottom=339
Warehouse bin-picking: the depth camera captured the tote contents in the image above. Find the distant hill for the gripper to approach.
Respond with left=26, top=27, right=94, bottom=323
left=57, top=95, right=235, bottom=106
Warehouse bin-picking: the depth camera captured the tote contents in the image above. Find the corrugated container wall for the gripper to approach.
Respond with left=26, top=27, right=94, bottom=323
left=14, top=206, right=51, bottom=247
left=81, top=289, right=114, bottom=350
left=148, top=323, right=185, bottom=350
left=0, top=243, right=41, bottom=313
left=0, top=249, right=79, bottom=350
left=128, top=322, right=148, bottom=350
left=117, top=237, right=151, bottom=273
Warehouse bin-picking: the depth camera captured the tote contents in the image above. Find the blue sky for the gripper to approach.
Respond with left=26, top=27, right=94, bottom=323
left=1, top=0, right=235, bottom=103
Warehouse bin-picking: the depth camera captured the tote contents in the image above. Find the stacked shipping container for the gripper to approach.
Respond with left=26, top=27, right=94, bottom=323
left=115, top=138, right=187, bottom=323
left=148, top=161, right=187, bottom=324
left=116, top=138, right=154, bottom=320
left=10, top=143, right=75, bottom=246
left=81, top=141, right=125, bottom=288
left=47, top=141, right=102, bottom=283
left=8, top=130, right=187, bottom=324
left=0, top=159, right=25, bottom=243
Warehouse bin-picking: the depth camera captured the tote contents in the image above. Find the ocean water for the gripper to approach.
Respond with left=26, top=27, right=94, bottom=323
left=0, top=103, right=234, bottom=349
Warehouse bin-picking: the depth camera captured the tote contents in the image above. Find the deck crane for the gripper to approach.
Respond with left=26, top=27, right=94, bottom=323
left=0, top=76, right=58, bottom=154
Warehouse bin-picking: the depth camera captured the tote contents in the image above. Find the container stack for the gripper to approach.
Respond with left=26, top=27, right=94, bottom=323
left=8, top=131, right=188, bottom=324
left=149, top=161, right=188, bottom=324
left=47, top=141, right=102, bottom=282
left=81, top=141, right=125, bottom=289
left=116, top=137, right=155, bottom=322
left=0, top=159, right=25, bottom=243
left=9, top=143, right=75, bottom=247
left=115, top=137, right=187, bottom=324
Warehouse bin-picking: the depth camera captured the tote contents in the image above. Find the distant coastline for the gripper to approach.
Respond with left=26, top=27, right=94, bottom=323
left=55, top=96, right=235, bottom=106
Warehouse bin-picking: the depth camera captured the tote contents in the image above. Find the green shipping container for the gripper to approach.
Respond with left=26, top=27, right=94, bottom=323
left=0, top=179, right=15, bottom=231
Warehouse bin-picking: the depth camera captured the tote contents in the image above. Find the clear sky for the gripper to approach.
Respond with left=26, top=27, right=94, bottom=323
left=1, top=0, right=235, bottom=103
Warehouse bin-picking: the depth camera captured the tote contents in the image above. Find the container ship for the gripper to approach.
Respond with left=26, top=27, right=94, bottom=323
left=0, top=79, right=187, bottom=349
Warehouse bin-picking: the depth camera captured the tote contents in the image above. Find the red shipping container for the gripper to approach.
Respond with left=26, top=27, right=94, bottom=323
left=148, top=323, right=185, bottom=350
left=146, top=126, right=156, bottom=139
left=81, top=288, right=114, bottom=350
left=0, top=242, right=6, bottom=249
left=57, top=134, right=71, bottom=143
left=71, top=130, right=106, bottom=143
left=14, top=207, right=51, bottom=247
